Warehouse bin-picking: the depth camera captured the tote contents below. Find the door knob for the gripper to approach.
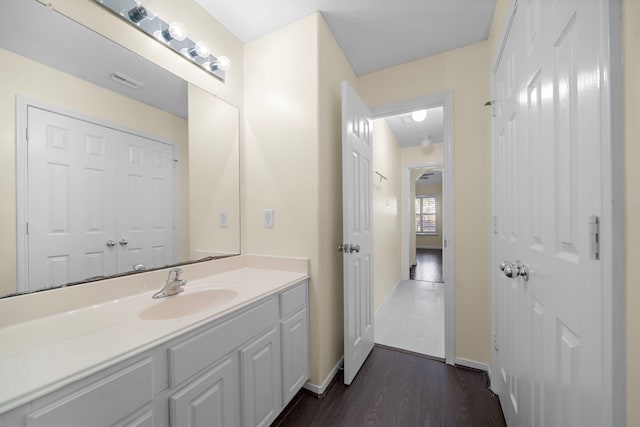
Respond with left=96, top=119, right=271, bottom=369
left=499, top=260, right=529, bottom=281
left=338, top=243, right=346, bottom=253
left=349, top=244, right=360, bottom=253
left=119, top=238, right=129, bottom=246
left=106, top=240, right=116, bottom=248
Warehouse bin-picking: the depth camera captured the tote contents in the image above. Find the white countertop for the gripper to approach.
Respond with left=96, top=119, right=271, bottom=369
left=0, top=255, right=309, bottom=414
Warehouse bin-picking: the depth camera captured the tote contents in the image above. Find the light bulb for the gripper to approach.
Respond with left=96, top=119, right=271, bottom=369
left=161, top=21, right=187, bottom=42
left=188, top=41, right=210, bottom=59
left=411, top=109, right=427, bottom=122
left=208, top=55, right=231, bottom=72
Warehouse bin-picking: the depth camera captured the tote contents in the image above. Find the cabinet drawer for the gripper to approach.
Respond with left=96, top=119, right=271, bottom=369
left=168, top=297, right=279, bottom=387
left=26, top=358, right=153, bottom=427
left=279, top=281, right=307, bottom=318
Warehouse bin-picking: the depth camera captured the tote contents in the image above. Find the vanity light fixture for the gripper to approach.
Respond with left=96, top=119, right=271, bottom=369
left=127, top=5, right=155, bottom=24
left=411, top=109, right=428, bottom=122
left=94, top=0, right=229, bottom=82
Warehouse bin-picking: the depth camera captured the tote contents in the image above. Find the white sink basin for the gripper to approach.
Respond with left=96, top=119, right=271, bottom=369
left=139, top=289, right=238, bottom=320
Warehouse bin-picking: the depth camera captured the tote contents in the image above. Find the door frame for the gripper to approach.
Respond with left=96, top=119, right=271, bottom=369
left=16, top=96, right=179, bottom=293
left=371, top=91, right=454, bottom=365
left=488, top=0, right=625, bottom=424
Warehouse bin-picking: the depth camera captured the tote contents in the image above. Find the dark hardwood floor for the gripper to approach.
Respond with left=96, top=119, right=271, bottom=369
left=273, top=346, right=505, bottom=427
left=410, top=249, right=444, bottom=282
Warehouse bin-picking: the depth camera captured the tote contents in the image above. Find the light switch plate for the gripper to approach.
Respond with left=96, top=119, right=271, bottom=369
left=219, top=210, right=228, bottom=228
left=264, top=209, right=274, bottom=228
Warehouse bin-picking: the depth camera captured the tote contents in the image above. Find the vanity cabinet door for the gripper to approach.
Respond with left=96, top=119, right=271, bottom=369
left=281, top=308, right=309, bottom=405
left=240, top=326, right=282, bottom=427
left=25, top=358, right=153, bottom=427
left=169, top=355, right=240, bottom=427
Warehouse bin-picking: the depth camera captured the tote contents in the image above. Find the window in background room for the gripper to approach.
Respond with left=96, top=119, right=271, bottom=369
left=416, top=196, right=437, bottom=234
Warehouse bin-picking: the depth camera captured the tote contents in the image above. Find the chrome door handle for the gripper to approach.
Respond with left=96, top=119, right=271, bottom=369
left=106, top=240, right=116, bottom=248
left=499, top=260, right=529, bottom=281
left=119, top=238, right=129, bottom=246
left=349, top=244, right=360, bottom=253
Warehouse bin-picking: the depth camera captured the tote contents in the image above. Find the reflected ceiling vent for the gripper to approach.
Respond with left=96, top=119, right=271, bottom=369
left=108, top=72, right=144, bottom=89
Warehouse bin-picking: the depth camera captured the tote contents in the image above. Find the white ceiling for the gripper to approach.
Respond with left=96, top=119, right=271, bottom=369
left=195, top=0, right=496, bottom=75
left=384, top=106, right=443, bottom=148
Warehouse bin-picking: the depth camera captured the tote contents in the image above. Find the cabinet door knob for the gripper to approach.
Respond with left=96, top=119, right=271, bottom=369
left=119, top=239, right=129, bottom=246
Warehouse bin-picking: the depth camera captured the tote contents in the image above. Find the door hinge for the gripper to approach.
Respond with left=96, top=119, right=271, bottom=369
left=25, top=128, right=29, bottom=141
left=493, top=216, right=498, bottom=234
left=494, top=332, right=499, bottom=352
left=589, top=215, right=600, bottom=260
left=26, top=222, right=29, bottom=235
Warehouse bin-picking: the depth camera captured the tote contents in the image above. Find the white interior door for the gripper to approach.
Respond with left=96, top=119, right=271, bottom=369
left=27, top=106, right=118, bottom=291
left=493, top=0, right=606, bottom=425
left=117, top=133, right=175, bottom=272
left=25, top=106, right=176, bottom=291
left=341, top=81, right=374, bottom=385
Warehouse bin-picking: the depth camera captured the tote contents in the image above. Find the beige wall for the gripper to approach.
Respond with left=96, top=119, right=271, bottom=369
left=188, top=84, right=240, bottom=258
left=358, top=41, right=492, bottom=364
left=317, top=17, right=359, bottom=383
left=623, top=0, right=639, bottom=424
left=416, top=182, right=444, bottom=249
left=372, top=119, right=403, bottom=311
left=0, top=49, right=188, bottom=297
left=244, top=14, right=326, bottom=384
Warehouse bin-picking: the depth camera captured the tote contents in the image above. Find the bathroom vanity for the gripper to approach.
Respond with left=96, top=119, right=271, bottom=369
left=0, top=255, right=309, bottom=427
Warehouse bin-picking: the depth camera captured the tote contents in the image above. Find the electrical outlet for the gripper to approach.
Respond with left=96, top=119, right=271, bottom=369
left=219, top=210, right=228, bottom=228
left=264, top=209, right=274, bottom=228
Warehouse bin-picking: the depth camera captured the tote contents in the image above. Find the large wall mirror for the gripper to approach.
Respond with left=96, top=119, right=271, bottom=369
left=0, top=1, right=240, bottom=298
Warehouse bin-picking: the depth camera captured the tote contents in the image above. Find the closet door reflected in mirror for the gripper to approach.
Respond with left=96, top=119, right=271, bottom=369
left=25, top=106, right=176, bottom=293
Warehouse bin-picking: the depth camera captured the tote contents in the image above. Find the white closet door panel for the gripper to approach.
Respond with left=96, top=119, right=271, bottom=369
left=27, top=107, right=117, bottom=291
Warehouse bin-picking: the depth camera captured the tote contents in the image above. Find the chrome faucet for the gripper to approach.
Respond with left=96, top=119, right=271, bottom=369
left=153, top=268, right=186, bottom=299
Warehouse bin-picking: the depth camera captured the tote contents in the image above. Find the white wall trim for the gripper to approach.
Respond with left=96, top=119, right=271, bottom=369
left=601, top=0, right=625, bottom=424
left=455, top=357, right=489, bottom=373
left=303, top=357, right=344, bottom=395
left=416, top=245, right=443, bottom=250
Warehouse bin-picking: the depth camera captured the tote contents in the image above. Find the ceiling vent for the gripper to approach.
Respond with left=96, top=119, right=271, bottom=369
left=108, top=72, right=144, bottom=89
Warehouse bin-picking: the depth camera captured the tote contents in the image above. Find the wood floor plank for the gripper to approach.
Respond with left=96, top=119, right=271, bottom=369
left=273, top=346, right=505, bottom=427
left=410, top=249, right=444, bottom=283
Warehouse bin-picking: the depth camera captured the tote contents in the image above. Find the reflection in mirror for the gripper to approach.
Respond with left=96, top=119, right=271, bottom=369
left=0, top=1, right=240, bottom=298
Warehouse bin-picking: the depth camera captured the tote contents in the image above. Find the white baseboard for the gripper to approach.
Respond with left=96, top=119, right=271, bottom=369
left=303, top=357, right=343, bottom=395
left=455, top=357, right=489, bottom=372
left=416, top=246, right=443, bottom=250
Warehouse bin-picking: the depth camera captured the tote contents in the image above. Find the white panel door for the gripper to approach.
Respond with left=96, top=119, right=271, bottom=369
left=341, top=81, right=374, bottom=386
left=492, top=0, right=606, bottom=425
left=27, top=106, right=118, bottom=291
left=26, top=107, right=175, bottom=291
left=117, top=133, right=175, bottom=272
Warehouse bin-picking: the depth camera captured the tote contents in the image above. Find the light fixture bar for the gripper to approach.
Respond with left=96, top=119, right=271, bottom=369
left=93, top=0, right=228, bottom=82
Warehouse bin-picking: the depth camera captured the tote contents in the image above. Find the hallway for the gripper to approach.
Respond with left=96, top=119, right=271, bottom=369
left=375, top=280, right=445, bottom=358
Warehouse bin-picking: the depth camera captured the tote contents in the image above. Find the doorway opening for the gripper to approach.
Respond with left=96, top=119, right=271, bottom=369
left=368, top=92, right=453, bottom=363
